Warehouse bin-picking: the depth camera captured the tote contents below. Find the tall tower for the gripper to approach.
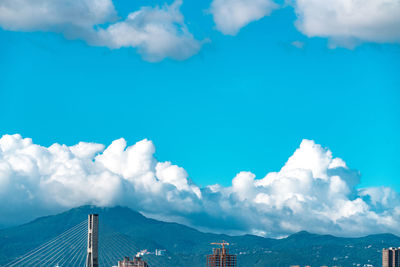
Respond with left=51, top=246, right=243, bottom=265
left=86, top=214, right=99, bottom=267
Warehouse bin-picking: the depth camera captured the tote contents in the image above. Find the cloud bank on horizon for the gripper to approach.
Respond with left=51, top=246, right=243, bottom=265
left=0, top=0, right=399, bottom=61
left=0, top=134, right=399, bottom=237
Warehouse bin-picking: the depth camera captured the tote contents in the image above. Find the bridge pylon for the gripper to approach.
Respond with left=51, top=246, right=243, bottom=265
left=86, top=214, right=99, bottom=267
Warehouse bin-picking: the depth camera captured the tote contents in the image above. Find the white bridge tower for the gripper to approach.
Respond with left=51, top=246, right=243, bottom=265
left=86, top=214, right=99, bottom=267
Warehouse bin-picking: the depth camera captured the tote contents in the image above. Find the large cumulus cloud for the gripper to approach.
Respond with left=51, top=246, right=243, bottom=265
left=0, top=0, right=202, bottom=62
left=0, top=134, right=399, bottom=237
left=293, top=0, right=400, bottom=48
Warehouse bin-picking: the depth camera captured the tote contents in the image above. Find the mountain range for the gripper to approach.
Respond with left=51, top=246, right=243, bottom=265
left=0, top=206, right=399, bottom=266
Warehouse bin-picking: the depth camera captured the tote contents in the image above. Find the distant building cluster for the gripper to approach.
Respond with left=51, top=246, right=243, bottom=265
left=130, top=248, right=165, bottom=257
left=136, top=249, right=150, bottom=257
left=117, top=256, right=149, bottom=267
left=382, top=247, right=400, bottom=267
left=155, top=249, right=165, bottom=256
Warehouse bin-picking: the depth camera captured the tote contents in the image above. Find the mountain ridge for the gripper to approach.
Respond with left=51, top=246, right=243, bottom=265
left=0, top=205, right=399, bottom=266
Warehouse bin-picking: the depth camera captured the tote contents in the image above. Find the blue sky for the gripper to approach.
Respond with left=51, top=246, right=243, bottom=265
left=1, top=0, right=399, bottom=192
left=1, top=0, right=400, bottom=236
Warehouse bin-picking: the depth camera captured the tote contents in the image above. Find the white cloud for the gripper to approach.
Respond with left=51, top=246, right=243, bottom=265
left=93, top=0, right=202, bottom=62
left=0, top=134, right=399, bottom=238
left=0, top=0, right=202, bottom=61
left=0, top=0, right=116, bottom=38
left=293, top=0, right=400, bottom=48
left=210, top=0, right=278, bottom=35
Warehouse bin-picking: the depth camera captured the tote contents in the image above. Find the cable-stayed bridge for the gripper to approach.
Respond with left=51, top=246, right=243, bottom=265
left=2, top=214, right=164, bottom=267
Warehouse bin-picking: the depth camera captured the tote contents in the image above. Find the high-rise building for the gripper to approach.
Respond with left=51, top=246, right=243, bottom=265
left=383, top=247, right=400, bottom=267
left=118, top=256, right=149, bottom=267
left=86, top=214, right=99, bottom=267
left=206, top=241, right=237, bottom=267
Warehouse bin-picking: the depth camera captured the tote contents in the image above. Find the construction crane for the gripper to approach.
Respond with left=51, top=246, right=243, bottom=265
left=211, top=241, right=230, bottom=252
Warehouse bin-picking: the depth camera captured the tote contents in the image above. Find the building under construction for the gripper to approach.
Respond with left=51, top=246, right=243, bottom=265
left=206, top=241, right=237, bottom=267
